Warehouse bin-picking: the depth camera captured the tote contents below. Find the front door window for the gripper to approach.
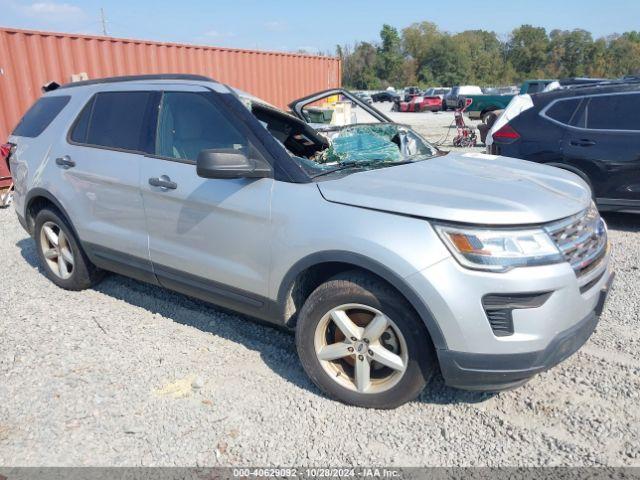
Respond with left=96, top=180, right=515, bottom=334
left=156, top=92, right=248, bottom=161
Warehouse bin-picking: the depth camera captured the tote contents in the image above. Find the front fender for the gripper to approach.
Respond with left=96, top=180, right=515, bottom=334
left=276, top=250, right=448, bottom=348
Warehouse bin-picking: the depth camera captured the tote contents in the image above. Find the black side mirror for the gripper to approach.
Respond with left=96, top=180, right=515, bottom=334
left=196, top=148, right=272, bottom=179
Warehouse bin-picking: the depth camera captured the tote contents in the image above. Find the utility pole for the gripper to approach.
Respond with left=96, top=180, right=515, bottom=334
left=100, top=8, right=108, bottom=36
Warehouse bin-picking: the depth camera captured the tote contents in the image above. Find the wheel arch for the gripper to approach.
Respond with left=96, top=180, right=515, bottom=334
left=24, top=188, right=77, bottom=238
left=277, top=250, right=447, bottom=349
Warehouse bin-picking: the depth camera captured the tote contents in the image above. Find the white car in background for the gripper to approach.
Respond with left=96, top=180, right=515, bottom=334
left=445, top=85, right=483, bottom=110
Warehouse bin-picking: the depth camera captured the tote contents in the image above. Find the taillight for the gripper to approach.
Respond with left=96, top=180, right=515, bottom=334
left=0, top=143, right=11, bottom=159
left=493, top=124, right=520, bottom=142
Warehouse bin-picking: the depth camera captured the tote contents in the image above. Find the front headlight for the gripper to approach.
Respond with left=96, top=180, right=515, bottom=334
left=434, top=223, right=563, bottom=272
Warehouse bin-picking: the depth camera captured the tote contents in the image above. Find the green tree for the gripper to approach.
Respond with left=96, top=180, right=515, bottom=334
left=376, top=24, right=404, bottom=86
left=401, top=21, right=442, bottom=67
left=341, top=42, right=380, bottom=89
left=547, top=29, right=593, bottom=77
left=400, top=58, right=418, bottom=86
left=507, top=25, right=549, bottom=78
left=607, top=33, right=640, bottom=77
left=340, top=20, right=640, bottom=89
left=455, top=30, right=504, bottom=85
left=586, top=38, right=609, bottom=77
left=426, top=36, right=472, bottom=86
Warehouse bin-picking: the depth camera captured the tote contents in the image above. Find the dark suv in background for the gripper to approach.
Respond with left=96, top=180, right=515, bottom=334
left=488, top=80, right=640, bottom=213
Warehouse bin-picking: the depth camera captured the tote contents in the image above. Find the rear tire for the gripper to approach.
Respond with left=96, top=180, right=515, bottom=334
left=295, top=271, right=437, bottom=409
left=34, top=207, right=105, bottom=290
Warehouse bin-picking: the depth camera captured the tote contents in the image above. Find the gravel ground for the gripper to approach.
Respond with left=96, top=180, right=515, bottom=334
left=0, top=111, right=639, bottom=467
left=369, top=101, right=485, bottom=153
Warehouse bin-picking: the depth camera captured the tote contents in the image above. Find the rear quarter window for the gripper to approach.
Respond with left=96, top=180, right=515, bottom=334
left=12, top=96, right=70, bottom=137
left=69, top=96, right=94, bottom=143
left=545, top=98, right=581, bottom=125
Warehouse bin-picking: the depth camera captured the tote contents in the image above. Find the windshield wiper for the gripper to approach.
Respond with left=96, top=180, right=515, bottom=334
left=311, top=160, right=413, bottom=179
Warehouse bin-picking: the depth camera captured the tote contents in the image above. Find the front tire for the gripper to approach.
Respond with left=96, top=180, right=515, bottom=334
left=34, top=207, right=104, bottom=290
left=295, top=271, right=437, bottom=408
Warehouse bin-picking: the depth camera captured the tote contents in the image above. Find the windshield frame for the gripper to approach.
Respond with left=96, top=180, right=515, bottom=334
left=236, top=89, right=444, bottom=183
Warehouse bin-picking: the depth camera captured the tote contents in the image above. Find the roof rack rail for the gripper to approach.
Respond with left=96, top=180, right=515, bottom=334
left=561, top=77, right=640, bottom=90
left=57, top=74, right=215, bottom=90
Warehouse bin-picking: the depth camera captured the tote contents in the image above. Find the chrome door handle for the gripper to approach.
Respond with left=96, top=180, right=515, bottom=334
left=149, top=175, right=177, bottom=190
left=55, top=155, right=75, bottom=168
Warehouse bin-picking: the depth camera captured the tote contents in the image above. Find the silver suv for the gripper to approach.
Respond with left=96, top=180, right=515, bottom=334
left=9, top=75, right=613, bottom=408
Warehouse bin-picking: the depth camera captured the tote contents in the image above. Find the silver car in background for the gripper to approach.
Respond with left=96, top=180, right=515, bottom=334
left=8, top=76, right=613, bottom=408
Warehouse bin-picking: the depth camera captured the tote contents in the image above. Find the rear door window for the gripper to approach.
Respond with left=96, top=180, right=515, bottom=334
left=584, top=94, right=640, bottom=131
left=12, top=96, right=70, bottom=137
left=80, top=91, right=158, bottom=153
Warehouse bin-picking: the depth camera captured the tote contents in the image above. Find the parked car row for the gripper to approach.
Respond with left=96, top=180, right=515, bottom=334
left=444, top=85, right=483, bottom=110
left=464, top=78, right=610, bottom=121
left=354, top=91, right=373, bottom=105
left=388, top=87, right=453, bottom=113
left=371, top=78, right=614, bottom=118
left=371, top=90, right=400, bottom=102
left=391, top=95, right=443, bottom=113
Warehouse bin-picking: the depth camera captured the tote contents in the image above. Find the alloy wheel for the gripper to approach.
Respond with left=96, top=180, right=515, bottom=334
left=313, top=303, right=408, bottom=394
left=39, top=221, right=75, bottom=280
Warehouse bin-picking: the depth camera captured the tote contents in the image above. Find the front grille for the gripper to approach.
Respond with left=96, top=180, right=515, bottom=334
left=545, top=204, right=608, bottom=276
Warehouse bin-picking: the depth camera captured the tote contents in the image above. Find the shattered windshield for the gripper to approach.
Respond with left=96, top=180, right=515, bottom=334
left=241, top=91, right=440, bottom=180
left=295, top=124, right=439, bottom=178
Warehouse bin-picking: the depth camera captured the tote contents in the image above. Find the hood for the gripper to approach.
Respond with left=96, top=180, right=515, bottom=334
left=317, top=152, right=591, bottom=225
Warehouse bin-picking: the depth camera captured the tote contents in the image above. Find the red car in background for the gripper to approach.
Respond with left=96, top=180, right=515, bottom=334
left=392, top=95, right=443, bottom=112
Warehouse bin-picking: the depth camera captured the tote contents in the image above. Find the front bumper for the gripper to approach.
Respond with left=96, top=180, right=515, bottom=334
left=437, top=271, right=614, bottom=391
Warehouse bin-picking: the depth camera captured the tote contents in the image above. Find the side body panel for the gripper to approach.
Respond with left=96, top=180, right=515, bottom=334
left=562, top=129, right=640, bottom=202
left=137, top=83, right=278, bottom=317
left=267, top=181, right=452, bottom=344
left=140, top=156, right=274, bottom=299
left=11, top=87, right=153, bottom=276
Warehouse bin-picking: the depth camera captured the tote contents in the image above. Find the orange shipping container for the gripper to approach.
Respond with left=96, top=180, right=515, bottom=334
left=0, top=27, right=341, bottom=142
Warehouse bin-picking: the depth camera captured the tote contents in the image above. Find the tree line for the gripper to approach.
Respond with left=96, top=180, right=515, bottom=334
left=337, top=22, right=640, bottom=89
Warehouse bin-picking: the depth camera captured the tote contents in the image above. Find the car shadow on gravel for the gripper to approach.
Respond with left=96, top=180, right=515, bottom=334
left=601, top=212, right=640, bottom=233
left=17, top=237, right=497, bottom=407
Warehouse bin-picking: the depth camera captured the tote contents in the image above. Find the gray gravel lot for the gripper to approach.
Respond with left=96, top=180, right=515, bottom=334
left=372, top=102, right=485, bottom=153
left=0, top=111, right=639, bottom=467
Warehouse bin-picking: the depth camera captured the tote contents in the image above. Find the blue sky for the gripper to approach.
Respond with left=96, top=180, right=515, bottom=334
left=1, top=0, right=638, bottom=54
